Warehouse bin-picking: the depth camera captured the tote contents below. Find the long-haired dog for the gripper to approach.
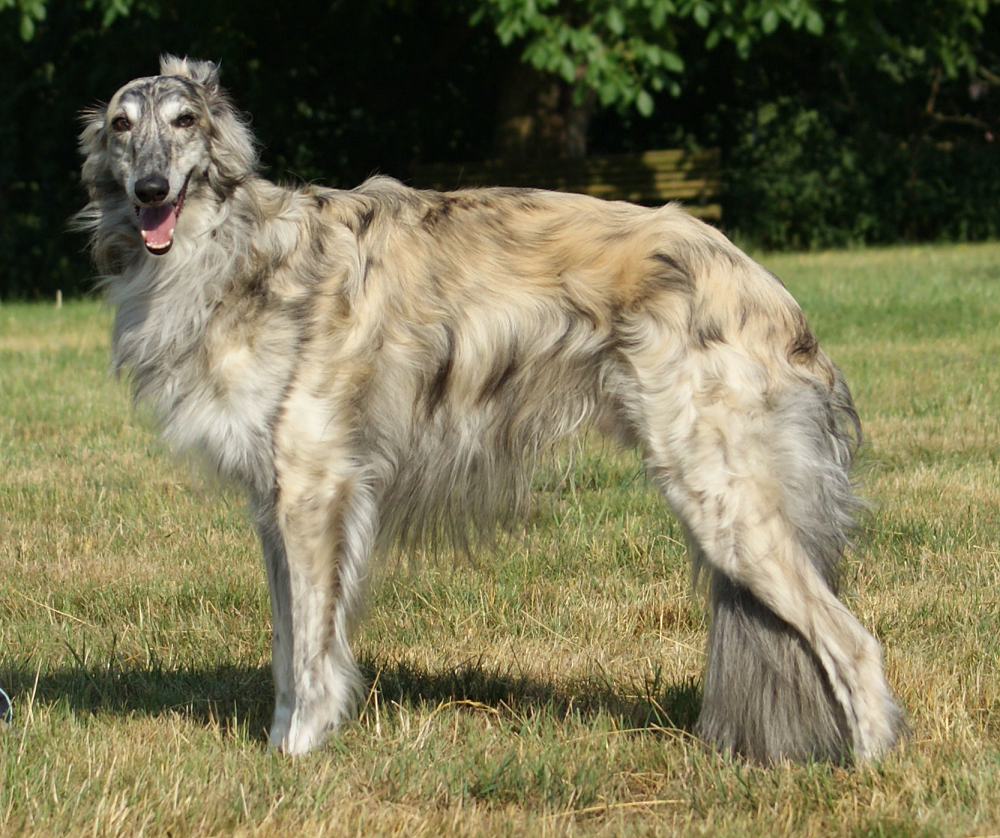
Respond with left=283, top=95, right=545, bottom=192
left=75, top=56, right=904, bottom=762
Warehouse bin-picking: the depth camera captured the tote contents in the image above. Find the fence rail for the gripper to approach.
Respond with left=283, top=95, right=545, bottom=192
left=413, top=148, right=721, bottom=219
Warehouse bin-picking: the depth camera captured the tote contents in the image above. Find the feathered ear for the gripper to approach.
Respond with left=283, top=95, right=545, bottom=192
left=156, top=54, right=257, bottom=186
left=159, top=54, right=220, bottom=90
left=76, top=104, right=114, bottom=201
left=77, top=104, right=107, bottom=154
left=206, top=98, right=260, bottom=190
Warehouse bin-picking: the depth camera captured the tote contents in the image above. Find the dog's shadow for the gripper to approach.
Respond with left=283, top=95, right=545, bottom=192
left=2, top=655, right=701, bottom=745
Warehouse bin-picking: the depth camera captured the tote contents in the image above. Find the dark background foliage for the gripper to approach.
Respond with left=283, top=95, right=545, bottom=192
left=2, top=0, right=999, bottom=298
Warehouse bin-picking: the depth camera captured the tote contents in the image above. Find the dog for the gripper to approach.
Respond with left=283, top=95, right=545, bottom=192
left=74, top=55, right=904, bottom=763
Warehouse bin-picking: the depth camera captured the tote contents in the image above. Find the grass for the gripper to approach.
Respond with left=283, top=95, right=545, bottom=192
left=2, top=241, right=1000, bottom=836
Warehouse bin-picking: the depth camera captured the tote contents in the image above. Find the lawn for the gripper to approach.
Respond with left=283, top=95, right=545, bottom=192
left=2, top=242, right=999, bottom=837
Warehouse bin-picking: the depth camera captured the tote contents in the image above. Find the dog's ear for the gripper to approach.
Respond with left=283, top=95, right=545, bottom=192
left=157, top=53, right=259, bottom=191
left=78, top=105, right=106, bottom=147
left=159, top=54, right=221, bottom=90
left=75, top=104, right=118, bottom=205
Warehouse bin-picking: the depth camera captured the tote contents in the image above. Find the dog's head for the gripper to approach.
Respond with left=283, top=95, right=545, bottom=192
left=79, top=55, right=257, bottom=255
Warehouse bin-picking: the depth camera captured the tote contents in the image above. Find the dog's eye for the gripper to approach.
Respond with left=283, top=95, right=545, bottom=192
left=175, top=113, right=197, bottom=128
left=110, top=115, right=131, bottom=133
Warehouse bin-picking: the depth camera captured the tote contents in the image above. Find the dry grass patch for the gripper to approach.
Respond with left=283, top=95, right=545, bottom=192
left=3, top=242, right=1000, bottom=836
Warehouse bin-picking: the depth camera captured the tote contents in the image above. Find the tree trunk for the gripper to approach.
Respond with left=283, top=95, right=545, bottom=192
left=493, top=59, right=595, bottom=159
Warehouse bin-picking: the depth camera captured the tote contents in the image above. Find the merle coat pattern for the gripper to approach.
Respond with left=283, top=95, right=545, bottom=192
left=75, top=55, right=905, bottom=762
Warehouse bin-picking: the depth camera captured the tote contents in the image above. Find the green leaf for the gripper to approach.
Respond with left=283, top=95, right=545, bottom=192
left=761, top=9, right=779, bottom=34
left=606, top=6, right=625, bottom=35
left=636, top=89, right=654, bottom=116
left=940, top=43, right=957, bottom=78
left=661, top=49, right=684, bottom=73
left=650, top=0, right=669, bottom=29
left=496, top=17, right=522, bottom=45
left=559, top=53, right=577, bottom=82
left=598, top=77, right=625, bottom=107
left=16, top=0, right=47, bottom=40
left=804, top=9, right=824, bottom=35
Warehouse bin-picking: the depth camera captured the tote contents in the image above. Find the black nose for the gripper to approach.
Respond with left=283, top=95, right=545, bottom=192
left=134, top=175, right=170, bottom=205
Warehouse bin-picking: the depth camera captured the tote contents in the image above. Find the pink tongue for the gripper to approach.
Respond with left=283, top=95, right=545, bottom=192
left=139, top=204, right=177, bottom=250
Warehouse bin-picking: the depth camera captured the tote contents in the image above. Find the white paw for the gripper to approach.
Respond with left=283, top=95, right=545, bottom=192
left=270, top=709, right=330, bottom=755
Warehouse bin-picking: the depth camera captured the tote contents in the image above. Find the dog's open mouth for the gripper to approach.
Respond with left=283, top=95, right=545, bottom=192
left=136, top=176, right=189, bottom=254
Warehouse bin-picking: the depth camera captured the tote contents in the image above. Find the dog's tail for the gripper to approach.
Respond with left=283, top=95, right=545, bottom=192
left=677, top=357, right=902, bottom=763
left=697, top=569, right=854, bottom=762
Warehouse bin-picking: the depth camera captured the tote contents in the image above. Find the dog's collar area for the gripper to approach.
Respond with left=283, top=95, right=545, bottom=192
left=135, top=174, right=190, bottom=254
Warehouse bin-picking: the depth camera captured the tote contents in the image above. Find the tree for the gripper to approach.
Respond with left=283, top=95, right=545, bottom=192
left=831, top=0, right=1000, bottom=142
left=472, top=0, right=834, bottom=155
left=476, top=0, right=828, bottom=115
left=0, top=0, right=156, bottom=40
left=0, top=0, right=883, bottom=159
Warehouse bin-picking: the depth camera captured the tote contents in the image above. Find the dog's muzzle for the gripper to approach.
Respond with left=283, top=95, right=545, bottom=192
left=134, top=174, right=189, bottom=254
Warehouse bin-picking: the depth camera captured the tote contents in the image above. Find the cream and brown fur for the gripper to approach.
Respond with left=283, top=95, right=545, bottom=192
left=75, top=56, right=904, bottom=762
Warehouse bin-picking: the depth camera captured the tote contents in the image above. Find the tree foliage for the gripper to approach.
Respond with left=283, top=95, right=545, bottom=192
left=473, top=0, right=833, bottom=115
left=0, top=0, right=154, bottom=39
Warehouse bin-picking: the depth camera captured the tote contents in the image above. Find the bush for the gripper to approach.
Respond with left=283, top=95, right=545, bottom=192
left=722, top=98, right=1000, bottom=250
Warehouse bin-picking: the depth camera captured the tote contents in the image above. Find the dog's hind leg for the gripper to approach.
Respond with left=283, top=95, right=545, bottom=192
left=634, top=349, right=903, bottom=763
left=252, top=470, right=371, bottom=755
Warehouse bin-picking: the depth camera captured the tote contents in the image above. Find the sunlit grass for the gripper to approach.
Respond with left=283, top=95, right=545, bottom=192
left=2, top=242, right=1000, bottom=836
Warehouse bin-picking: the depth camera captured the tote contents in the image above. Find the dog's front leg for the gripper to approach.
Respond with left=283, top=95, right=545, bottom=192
left=252, top=475, right=369, bottom=755
left=252, top=493, right=296, bottom=749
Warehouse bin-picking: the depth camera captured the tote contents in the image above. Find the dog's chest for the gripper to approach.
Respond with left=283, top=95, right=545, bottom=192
left=117, top=303, right=298, bottom=490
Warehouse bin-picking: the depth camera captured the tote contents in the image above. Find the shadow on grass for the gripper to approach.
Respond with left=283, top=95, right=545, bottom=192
left=1, top=659, right=277, bottom=740
left=365, top=655, right=702, bottom=736
left=0, top=655, right=702, bottom=745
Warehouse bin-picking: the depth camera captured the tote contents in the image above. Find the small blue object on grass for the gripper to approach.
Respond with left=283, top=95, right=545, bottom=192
left=0, top=685, right=11, bottom=725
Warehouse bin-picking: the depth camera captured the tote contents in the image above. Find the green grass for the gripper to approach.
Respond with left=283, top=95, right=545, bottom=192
left=2, top=242, right=1000, bottom=836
